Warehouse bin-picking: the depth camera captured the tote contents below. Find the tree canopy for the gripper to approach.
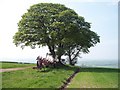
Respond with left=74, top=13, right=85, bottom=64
left=13, top=3, right=100, bottom=65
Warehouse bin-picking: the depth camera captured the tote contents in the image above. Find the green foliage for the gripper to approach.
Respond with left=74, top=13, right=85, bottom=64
left=13, top=3, right=100, bottom=64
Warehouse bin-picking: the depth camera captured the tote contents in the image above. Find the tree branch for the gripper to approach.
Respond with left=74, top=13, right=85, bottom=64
left=71, top=49, right=81, bottom=61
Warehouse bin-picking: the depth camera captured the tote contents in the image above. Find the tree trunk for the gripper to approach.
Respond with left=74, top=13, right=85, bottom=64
left=68, top=49, right=74, bottom=66
left=69, top=49, right=81, bottom=66
left=69, top=56, right=75, bottom=66
left=48, top=45, right=56, bottom=59
left=70, top=60, right=74, bottom=66
left=72, top=50, right=80, bottom=61
left=58, top=55, right=64, bottom=65
left=58, top=55, right=61, bottom=61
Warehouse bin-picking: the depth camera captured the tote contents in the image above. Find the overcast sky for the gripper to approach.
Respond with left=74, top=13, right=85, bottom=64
left=0, top=0, right=118, bottom=63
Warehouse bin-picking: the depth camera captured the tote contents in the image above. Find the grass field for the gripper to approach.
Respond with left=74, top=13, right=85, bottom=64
left=2, top=65, right=78, bottom=88
left=1, top=62, right=119, bottom=89
left=68, top=67, right=119, bottom=88
left=0, top=62, right=35, bottom=69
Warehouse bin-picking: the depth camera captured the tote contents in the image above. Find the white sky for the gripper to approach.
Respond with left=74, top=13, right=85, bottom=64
left=0, top=0, right=118, bottom=63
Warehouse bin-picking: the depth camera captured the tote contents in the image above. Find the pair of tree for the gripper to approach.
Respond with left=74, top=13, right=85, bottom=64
left=13, top=3, right=100, bottom=66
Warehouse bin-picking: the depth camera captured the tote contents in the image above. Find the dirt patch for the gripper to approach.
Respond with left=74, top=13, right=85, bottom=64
left=0, top=66, right=32, bottom=72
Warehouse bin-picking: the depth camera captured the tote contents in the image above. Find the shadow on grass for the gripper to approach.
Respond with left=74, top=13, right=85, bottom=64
left=55, top=64, right=79, bottom=71
left=80, top=67, right=119, bottom=73
left=36, top=64, right=79, bottom=73
left=35, top=64, right=119, bottom=73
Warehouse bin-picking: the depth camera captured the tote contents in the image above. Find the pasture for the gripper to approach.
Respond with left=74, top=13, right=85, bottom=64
left=67, top=67, right=119, bottom=88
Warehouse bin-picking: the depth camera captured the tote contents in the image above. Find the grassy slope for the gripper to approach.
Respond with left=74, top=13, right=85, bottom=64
left=68, top=67, right=119, bottom=88
left=0, top=62, right=35, bottom=69
left=2, top=65, right=78, bottom=88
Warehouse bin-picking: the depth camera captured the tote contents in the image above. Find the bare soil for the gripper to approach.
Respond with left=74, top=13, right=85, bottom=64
left=0, top=66, right=32, bottom=72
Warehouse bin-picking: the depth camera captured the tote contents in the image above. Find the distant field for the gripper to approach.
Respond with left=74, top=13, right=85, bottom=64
left=0, top=62, right=35, bottom=69
left=2, top=65, right=78, bottom=88
left=68, top=67, right=119, bottom=88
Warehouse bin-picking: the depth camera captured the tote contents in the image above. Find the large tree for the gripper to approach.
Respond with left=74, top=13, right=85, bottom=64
left=13, top=3, right=100, bottom=65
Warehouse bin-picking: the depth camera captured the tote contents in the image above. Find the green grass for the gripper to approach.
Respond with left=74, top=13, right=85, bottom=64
left=68, top=67, right=119, bottom=88
left=0, top=62, right=35, bottom=69
left=2, top=65, right=78, bottom=88
left=2, top=62, right=119, bottom=88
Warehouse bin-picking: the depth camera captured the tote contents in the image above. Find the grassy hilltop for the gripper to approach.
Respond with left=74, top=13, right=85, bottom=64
left=1, top=62, right=78, bottom=88
left=1, top=62, right=119, bottom=88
